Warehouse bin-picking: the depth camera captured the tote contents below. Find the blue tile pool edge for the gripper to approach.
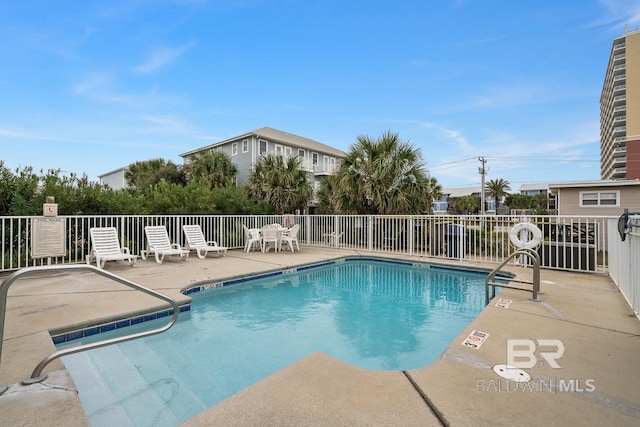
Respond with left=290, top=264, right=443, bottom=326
left=51, top=304, right=191, bottom=345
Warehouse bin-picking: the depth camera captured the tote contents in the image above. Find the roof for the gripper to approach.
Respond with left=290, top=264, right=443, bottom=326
left=518, top=183, right=551, bottom=192
left=179, top=127, right=347, bottom=158
left=548, top=179, right=640, bottom=189
left=442, top=187, right=482, bottom=198
left=98, top=166, right=128, bottom=178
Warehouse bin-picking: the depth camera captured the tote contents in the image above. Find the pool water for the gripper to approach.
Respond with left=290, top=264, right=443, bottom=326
left=59, top=259, right=492, bottom=427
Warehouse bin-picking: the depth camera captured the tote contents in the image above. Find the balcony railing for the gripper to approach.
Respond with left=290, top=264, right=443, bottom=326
left=613, top=147, right=627, bottom=156
left=0, top=215, right=613, bottom=274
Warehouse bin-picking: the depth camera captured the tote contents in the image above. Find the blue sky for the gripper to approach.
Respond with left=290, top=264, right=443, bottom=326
left=1, top=0, right=639, bottom=191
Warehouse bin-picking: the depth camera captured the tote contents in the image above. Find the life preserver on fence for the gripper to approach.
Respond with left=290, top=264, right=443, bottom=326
left=509, top=222, right=542, bottom=249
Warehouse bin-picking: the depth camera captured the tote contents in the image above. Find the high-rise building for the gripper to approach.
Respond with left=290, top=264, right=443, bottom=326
left=600, top=29, right=640, bottom=180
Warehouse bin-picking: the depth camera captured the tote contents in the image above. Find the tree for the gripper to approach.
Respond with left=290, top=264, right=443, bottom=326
left=424, top=176, right=443, bottom=214
left=328, top=130, right=435, bottom=215
left=185, top=150, right=237, bottom=189
left=248, top=153, right=313, bottom=214
left=125, top=158, right=186, bottom=191
left=453, top=195, right=480, bottom=214
left=315, top=175, right=339, bottom=214
left=505, top=193, right=549, bottom=215
left=485, top=178, right=511, bottom=212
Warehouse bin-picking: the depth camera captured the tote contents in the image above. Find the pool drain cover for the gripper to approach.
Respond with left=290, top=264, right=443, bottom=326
left=492, top=365, right=531, bottom=382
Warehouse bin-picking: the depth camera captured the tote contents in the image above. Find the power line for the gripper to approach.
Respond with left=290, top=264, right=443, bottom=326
left=486, top=156, right=600, bottom=163
left=428, top=157, right=477, bottom=170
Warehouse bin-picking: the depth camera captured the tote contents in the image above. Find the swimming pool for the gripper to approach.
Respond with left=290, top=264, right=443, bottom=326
left=58, top=258, right=500, bottom=427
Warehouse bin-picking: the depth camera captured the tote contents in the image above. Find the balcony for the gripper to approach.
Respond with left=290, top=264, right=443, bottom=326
left=613, top=116, right=626, bottom=124
left=613, top=74, right=626, bottom=82
left=614, top=42, right=626, bottom=50
left=612, top=167, right=627, bottom=178
left=313, top=165, right=338, bottom=176
left=613, top=84, right=626, bottom=92
left=613, top=95, right=626, bottom=106
left=613, top=156, right=627, bottom=166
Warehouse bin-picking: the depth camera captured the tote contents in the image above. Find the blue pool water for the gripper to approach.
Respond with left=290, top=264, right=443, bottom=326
left=59, top=259, right=493, bottom=427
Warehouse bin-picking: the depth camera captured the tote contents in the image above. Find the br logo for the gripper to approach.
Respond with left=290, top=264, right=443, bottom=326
left=507, top=339, right=565, bottom=369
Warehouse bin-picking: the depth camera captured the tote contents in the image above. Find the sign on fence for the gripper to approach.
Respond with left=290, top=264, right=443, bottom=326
left=31, top=217, right=66, bottom=258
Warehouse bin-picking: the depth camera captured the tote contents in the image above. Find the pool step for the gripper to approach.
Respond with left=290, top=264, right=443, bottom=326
left=63, top=340, right=205, bottom=427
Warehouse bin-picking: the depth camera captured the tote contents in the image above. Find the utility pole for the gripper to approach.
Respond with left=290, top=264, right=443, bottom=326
left=478, top=157, right=487, bottom=215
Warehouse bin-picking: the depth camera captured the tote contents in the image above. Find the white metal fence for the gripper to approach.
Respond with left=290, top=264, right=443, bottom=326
left=0, top=214, right=613, bottom=274
left=607, top=214, right=640, bottom=317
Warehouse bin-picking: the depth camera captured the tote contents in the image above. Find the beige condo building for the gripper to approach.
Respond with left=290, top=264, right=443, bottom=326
left=600, top=29, right=640, bottom=180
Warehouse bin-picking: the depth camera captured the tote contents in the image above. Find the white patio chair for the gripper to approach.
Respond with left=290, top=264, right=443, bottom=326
left=323, top=231, right=344, bottom=247
left=87, top=227, right=137, bottom=269
left=243, top=225, right=262, bottom=253
left=280, top=224, right=300, bottom=252
left=141, top=226, right=189, bottom=264
left=260, top=224, right=281, bottom=252
left=183, top=225, right=227, bottom=258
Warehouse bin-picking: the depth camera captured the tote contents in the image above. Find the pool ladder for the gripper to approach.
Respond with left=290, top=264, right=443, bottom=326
left=485, top=248, right=541, bottom=305
left=0, top=264, right=180, bottom=395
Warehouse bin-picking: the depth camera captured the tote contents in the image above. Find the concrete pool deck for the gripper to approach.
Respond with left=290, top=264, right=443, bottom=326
left=0, top=247, right=639, bottom=426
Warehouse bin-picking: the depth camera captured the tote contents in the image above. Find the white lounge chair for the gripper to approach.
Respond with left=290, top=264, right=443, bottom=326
left=280, top=224, right=300, bottom=252
left=87, top=227, right=137, bottom=269
left=243, top=225, right=262, bottom=253
left=141, top=226, right=189, bottom=264
left=183, top=225, right=227, bottom=258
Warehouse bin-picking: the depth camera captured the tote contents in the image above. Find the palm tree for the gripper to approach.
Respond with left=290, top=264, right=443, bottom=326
left=185, top=150, right=238, bottom=189
left=125, top=158, right=185, bottom=191
left=485, top=178, right=511, bottom=212
left=248, top=153, right=313, bottom=214
left=329, top=130, right=434, bottom=215
left=424, top=176, right=443, bottom=214
left=453, top=195, right=480, bottom=214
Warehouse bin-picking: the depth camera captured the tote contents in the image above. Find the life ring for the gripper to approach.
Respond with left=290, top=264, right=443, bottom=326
left=509, top=222, right=542, bottom=249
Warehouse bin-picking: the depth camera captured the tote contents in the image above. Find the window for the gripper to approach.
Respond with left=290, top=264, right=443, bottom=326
left=312, top=152, right=319, bottom=166
left=231, top=142, right=238, bottom=156
left=259, top=140, right=267, bottom=155
left=242, top=139, right=249, bottom=153
left=323, top=156, right=335, bottom=172
left=580, top=191, right=619, bottom=207
left=284, top=146, right=292, bottom=157
left=275, top=144, right=284, bottom=155
left=298, top=149, right=305, bottom=158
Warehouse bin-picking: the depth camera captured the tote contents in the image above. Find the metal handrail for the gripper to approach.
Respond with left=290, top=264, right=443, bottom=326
left=485, top=248, right=541, bottom=304
left=0, top=264, right=180, bottom=394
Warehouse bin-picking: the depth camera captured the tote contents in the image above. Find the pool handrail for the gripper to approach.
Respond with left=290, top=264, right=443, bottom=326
left=485, top=248, right=541, bottom=304
left=0, top=264, right=180, bottom=394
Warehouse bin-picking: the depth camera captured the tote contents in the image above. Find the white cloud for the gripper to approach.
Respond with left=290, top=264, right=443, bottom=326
left=140, top=114, right=191, bottom=133
left=585, top=0, right=640, bottom=31
left=133, top=40, right=197, bottom=74
left=461, top=82, right=550, bottom=110
left=73, top=73, right=113, bottom=94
